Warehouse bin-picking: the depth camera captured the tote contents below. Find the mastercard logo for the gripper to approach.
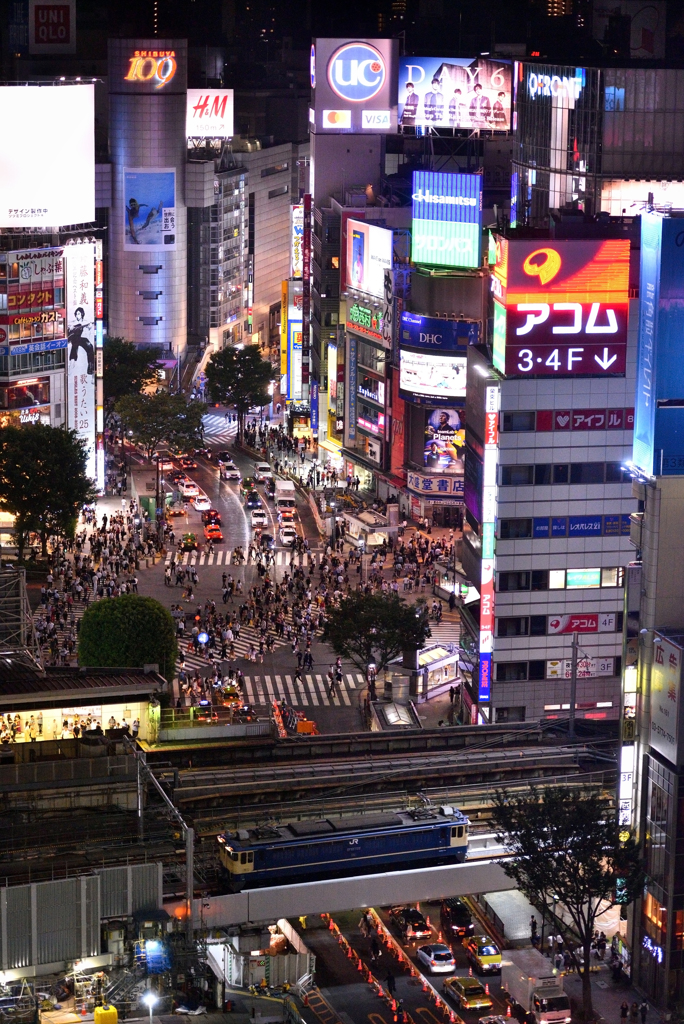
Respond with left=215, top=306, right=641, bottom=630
left=322, top=109, right=351, bottom=128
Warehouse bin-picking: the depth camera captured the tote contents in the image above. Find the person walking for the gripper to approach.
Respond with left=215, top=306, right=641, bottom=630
left=639, top=1002, right=648, bottom=1024
left=386, top=971, right=396, bottom=998
left=620, top=1003, right=630, bottom=1024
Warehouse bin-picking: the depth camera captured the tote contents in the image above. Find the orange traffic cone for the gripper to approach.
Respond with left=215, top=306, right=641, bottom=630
left=81, top=1009, right=87, bottom=1018
left=328, top=917, right=334, bottom=930
left=506, top=1004, right=512, bottom=1017
left=357, top=957, right=365, bottom=972
left=377, top=986, right=385, bottom=999
left=346, top=945, right=353, bottom=958
left=469, top=966, right=473, bottom=976
left=485, top=983, right=490, bottom=995
left=426, top=915, right=431, bottom=928
left=451, top=1013, right=457, bottom=1023
left=303, top=993, right=309, bottom=1007
left=391, top=999, right=397, bottom=1012
left=422, top=978, right=429, bottom=993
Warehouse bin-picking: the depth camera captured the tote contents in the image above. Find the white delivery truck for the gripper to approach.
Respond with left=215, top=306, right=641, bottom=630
left=501, top=948, right=571, bottom=1024
left=274, top=478, right=297, bottom=513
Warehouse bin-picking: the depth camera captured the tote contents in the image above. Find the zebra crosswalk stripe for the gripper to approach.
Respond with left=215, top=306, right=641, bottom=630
left=166, top=548, right=309, bottom=568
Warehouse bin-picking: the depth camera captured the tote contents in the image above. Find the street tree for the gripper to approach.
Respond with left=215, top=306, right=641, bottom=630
left=116, top=392, right=206, bottom=459
left=205, top=345, right=274, bottom=442
left=322, top=592, right=431, bottom=674
left=103, top=337, right=162, bottom=405
left=0, top=424, right=95, bottom=558
left=78, top=594, right=177, bottom=682
left=491, top=786, right=643, bottom=1020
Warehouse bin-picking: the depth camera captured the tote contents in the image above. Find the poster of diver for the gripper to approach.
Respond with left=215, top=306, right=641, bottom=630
left=424, top=408, right=465, bottom=475
left=124, top=168, right=176, bottom=250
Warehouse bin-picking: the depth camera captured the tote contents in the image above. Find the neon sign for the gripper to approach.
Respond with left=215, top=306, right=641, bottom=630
left=125, top=50, right=177, bottom=89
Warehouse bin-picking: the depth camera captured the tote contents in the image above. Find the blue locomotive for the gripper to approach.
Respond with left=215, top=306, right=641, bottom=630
left=217, top=805, right=469, bottom=891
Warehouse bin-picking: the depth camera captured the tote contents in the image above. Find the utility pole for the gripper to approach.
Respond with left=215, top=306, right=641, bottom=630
left=569, top=631, right=579, bottom=739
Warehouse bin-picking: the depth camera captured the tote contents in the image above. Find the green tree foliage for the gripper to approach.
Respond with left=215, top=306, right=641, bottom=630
left=116, top=392, right=206, bottom=459
left=78, top=595, right=177, bottom=681
left=103, top=337, right=163, bottom=404
left=322, top=592, right=431, bottom=673
left=0, top=424, right=95, bottom=558
left=205, top=345, right=274, bottom=442
left=491, top=787, right=644, bottom=1020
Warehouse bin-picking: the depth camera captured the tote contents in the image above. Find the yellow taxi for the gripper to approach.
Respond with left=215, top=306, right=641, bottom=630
left=443, top=976, right=494, bottom=1012
left=465, top=936, right=502, bottom=974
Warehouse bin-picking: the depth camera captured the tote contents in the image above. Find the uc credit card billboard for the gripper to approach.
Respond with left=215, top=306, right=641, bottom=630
left=411, top=171, right=482, bottom=269
left=311, top=38, right=398, bottom=134
left=492, top=237, right=630, bottom=377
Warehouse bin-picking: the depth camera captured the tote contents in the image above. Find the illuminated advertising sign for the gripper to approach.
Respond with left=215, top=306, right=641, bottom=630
left=634, top=215, right=684, bottom=477
left=123, top=168, right=176, bottom=251
left=288, top=323, right=303, bottom=401
left=493, top=237, right=630, bottom=377
left=291, top=204, right=304, bottom=279
left=302, top=194, right=312, bottom=389
left=186, top=89, right=234, bottom=137
left=650, top=634, right=682, bottom=766
left=399, top=57, right=512, bottom=131
left=29, top=0, right=76, bottom=54
left=399, top=350, right=467, bottom=401
left=400, top=311, right=479, bottom=349
left=311, top=38, right=398, bottom=134
left=65, top=243, right=96, bottom=481
left=527, top=67, right=585, bottom=101
left=346, top=219, right=393, bottom=299
left=546, top=657, right=614, bottom=679
left=282, top=280, right=303, bottom=399
left=109, top=39, right=186, bottom=95
left=411, top=171, right=482, bottom=269
left=0, top=86, right=94, bottom=229
left=479, top=383, right=499, bottom=703
left=124, top=49, right=177, bottom=89
left=347, top=302, right=386, bottom=341
left=424, top=408, right=464, bottom=475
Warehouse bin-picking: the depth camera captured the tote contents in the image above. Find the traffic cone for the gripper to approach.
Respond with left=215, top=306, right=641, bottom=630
left=303, top=993, right=309, bottom=1007
left=377, top=986, right=385, bottom=999
left=426, top=916, right=431, bottom=929
left=422, top=978, right=429, bottom=994
left=439, top=931, right=444, bottom=943
left=450, top=1013, right=457, bottom=1023
left=328, top=916, right=334, bottom=930
left=346, top=945, right=353, bottom=958
left=358, top=957, right=365, bottom=972
left=391, top=999, right=397, bottom=1012
left=485, top=983, right=490, bottom=995
left=506, top=1004, right=512, bottom=1017
left=81, top=1009, right=87, bottom=1018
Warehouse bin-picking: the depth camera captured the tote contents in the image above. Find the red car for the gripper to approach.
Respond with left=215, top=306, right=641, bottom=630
left=204, top=524, right=224, bottom=542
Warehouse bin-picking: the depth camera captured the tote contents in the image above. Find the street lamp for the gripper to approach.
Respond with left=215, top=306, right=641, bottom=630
left=142, top=990, right=157, bottom=1024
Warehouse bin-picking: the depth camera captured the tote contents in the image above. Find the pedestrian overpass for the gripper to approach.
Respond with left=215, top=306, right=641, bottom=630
left=175, top=838, right=515, bottom=928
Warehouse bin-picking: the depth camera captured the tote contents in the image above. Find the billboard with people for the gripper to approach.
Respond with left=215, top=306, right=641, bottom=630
left=398, top=57, right=512, bottom=131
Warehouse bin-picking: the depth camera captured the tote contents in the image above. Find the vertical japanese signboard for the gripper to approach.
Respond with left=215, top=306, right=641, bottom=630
left=302, top=193, right=312, bottom=394
left=66, top=243, right=96, bottom=480
left=479, top=383, right=499, bottom=703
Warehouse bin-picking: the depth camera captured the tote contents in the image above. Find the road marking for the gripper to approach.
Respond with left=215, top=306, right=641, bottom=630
left=199, top=552, right=206, bottom=565
left=340, top=684, right=351, bottom=706
left=346, top=673, right=357, bottom=689
left=208, top=552, right=215, bottom=565
left=217, top=550, right=224, bottom=564
left=263, top=675, right=275, bottom=700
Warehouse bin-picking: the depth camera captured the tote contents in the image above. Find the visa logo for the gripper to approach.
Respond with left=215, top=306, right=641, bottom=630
left=362, top=109, right=390, bottom=128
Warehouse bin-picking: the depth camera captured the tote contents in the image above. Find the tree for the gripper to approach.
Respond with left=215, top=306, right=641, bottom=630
left=321, top=592, right=431, bottom=674
left=103, top=337, right=163, bottom=405
left=205, top=345, right=275, bottom=443
left=116, top=392, right=206, bottom=459
left=78, top=595, right=177, bottom=681
left=491, top=787, right=643, bottom=1020
left=0, top=424, right=96, bottom=558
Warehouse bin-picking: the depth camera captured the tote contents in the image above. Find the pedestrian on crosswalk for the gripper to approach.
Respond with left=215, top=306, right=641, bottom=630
left=294, top=668, right=304, bottom=688
left=327, top=670, right=336, bottom=698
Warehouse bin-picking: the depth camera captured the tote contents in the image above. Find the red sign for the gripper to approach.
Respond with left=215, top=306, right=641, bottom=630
left=484, top=411, right=498, bottom=446
left=548, top=613, right=598, bottom=635
left=7, top=289, right=54, bottom=310
left=8, top=309, right=64, bottom=326
left=536, top=408, right=634, bottom=431
left=493, top=238, right=630, bottom=379
left=34, top=3, right=71, bottom=44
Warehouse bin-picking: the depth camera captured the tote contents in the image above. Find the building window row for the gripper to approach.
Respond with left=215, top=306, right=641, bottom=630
left=495, top=656, right=621, bottom=681
left=502, top=408, right=634, bottom=433
left=500, top=462, right=630, bottom=486
left=496, top=611, right=623, bottom=637
left=497, top=566, right=624, bottom=591
left=499, top=515, right=631, bottom=539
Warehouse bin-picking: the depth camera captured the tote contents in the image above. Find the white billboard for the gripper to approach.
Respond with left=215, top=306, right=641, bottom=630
left=650, top=635, right=682, bottom=766
left=66, top=243, right=96, bottom=481
left=0, top=85, right=94, bottom=228
left=346, top=219, right=393, bottom=299
left=291, top=204, right=304, bottom=278
left=186, top=89, right=234, bottom=138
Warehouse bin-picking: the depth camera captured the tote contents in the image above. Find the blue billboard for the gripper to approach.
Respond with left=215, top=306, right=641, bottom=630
left=635, top=214, right=684, bottom=476
left=400, top=311, right=478, bottom=350
left=411, top=170, right=483, bottom=269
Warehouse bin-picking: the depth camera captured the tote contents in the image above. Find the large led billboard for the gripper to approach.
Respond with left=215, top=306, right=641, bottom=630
left=186, top=89, right=234, bottom=138
left=492, top=237, right=630, bottom=377
left=0, top=85, right=94, bottom=228
left=399, top=57, right=512, bottom=131
left=411, top=171, right=482, bottom=269
left=399, top=349, right=467, bottom=400
left=311, top=38, right=398, bottom=134
left=346, top=219, right=393, bottom=299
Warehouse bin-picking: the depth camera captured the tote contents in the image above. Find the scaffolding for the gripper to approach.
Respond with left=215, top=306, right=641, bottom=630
left=0, top=567, right=42, bottom=672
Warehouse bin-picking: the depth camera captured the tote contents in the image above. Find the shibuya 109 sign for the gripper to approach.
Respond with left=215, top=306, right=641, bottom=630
left=491, top=237, right=630, bottom=377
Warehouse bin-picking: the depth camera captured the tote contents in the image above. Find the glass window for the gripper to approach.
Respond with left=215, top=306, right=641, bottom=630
left=549, top=569, right=566, bottom=589
left=601, top=567, right=619, bottom=587
left=535, top=464, right=552, bottom=485
left=528, top=661, right=545, bottom=680
left=570, top=462, right=605, bottom=484
left=497, top=571, right=530, bottom=592
left=500, top=519, right=532, bottom=539
left=502, top=410, right=535, bottom=431
left=606, top=462, right=627, bottom=482
left=501, top=465, right=534, bottom=486
left=553, top=464, right=569, bottom=483
left=531, top=570, right=549, bottom=590
left=530, top=615, right=547, bottom=636
left=495, top=662, right=528, bottom=681
left=497, top=617, right=529, bottom=637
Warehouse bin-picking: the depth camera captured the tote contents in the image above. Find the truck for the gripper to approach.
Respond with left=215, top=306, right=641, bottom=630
left=274, top=478, right=297, bottom=512
left=500, top=948, right=571, bottom=1024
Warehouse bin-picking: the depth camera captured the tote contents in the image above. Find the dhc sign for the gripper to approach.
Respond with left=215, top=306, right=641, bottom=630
left=327, top=42, right=386, bottom=103
left=400, top=311, right=478, bottom=350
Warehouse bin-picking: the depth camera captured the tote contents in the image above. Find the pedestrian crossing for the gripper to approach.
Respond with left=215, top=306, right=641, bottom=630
left=166, top=548, right=311, bottom=568
left=202, top=413, right=237, bottom=446
left=428, top=619, right=461, bottom=648
left=181, top=670, right=364, bottom=708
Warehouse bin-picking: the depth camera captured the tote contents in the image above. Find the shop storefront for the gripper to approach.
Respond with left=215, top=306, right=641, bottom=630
left=389, top=644, right=460, bottom=702
left=0, top=699, right=153, bottom=743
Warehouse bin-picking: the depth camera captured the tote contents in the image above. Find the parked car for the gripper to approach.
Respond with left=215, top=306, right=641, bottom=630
left=389, top=907, right=432, bottom=942
left=416, top=944, right=456, bottom=975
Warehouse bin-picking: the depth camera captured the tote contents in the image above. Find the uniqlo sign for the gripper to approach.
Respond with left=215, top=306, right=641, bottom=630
left=29, top=0, right=75, bottom=53
left=492, top=237, right=630, bottom=378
